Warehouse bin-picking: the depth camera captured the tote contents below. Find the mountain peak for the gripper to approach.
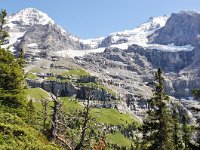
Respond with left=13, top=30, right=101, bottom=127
left=8, top=7, right=55, bottom=26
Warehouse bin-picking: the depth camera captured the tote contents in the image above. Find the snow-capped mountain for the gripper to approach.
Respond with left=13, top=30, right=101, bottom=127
left=83, top=15, right=194, bottom=52
left=4, top=8, right=90, bottom=60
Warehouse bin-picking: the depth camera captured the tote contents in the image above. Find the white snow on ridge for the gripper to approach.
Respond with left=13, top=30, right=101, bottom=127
left=108, top=16, right=169, bottom=47
left=8, top=8, right=55, bottom=26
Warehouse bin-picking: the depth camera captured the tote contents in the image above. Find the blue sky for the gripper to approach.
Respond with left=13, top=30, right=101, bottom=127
left=1, top=0, right=200, bottom=39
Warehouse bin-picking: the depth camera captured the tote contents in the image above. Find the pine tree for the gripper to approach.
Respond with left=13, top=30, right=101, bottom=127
left=142, top=68, right=175, bottom=150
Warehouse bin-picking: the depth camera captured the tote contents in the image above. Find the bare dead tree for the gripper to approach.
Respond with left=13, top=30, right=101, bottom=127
left=50, top=94, right=59, bottom=141
left=74, top=89, right=95, bottom=150
left=36, top=94, right=51, bottom=132
left=50, top=94, right=72, bottom=150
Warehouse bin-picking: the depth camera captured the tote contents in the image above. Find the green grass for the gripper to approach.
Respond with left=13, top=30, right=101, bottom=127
left=61, top=98, right=139, bottom=126
left=0, top=112, right=62, bottom=150
left=91, top=108, right=135, bottom=126
left=106, top=131, right=133, bottom=148
left=26, top=72, right=38, bottom=80
left=61, top=98, right=135, bottom=126
left=62, top=69, right=90, bottom=77
left=61, top=97, right=83, bottom=113
left=25, top=88, right=50, bottom=100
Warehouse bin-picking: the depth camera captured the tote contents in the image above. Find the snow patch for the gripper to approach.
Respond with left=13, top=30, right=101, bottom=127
left=27, top=43, right=38, bottom=47
left=145, top=43, right=194, bottom=52
left=54, top=48, right=105, bottom=58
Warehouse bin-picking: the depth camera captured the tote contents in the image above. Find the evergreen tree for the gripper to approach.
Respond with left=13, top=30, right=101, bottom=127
left=0, top=9, right=26, bottom=115
left=142, top=68, right=175, bottom=150
left=0, top=9, right=9, bottom=46
left=18, top=48, right=25, bottom=68
left=171, top=105, right=184, bottom=150
left=182, top=115, right=192, bottom=149
left=26, top=99, right=36, bottom=126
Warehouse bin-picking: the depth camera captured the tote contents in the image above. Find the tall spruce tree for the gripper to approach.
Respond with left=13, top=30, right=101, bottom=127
left=0, top=9, right=26, bottom=115
left=142, top=68, right=175, bottom=150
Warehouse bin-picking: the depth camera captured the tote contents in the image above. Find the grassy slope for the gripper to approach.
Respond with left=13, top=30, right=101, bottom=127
left=0, top=112, right=62, bottom=150
left=26, top=91, right=138, bottom=148
left=61, top=97, right=137, bottom=148
left=91, top=108, right=134, bottom=126
left=25, top=88, right=50, bottom=100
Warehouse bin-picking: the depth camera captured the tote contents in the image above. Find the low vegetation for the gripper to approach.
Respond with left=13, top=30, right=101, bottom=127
left=62, top=69, right=90, bottom=77
left=0, top=112, right=62, bottom=150
left=106, top=131, right=133, bottom=148
left=25, top=88, right=50, bottom=100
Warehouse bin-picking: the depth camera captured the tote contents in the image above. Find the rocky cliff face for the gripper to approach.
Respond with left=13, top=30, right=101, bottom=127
left=150, top=11, right=200, bottom=46
left=127, top=45, right=195, bottom=72
left=75, top=45, right=200, bottom=118
left=27, top=79, right=117, bottom=108
left=14, top=23, right=88, bottom=60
